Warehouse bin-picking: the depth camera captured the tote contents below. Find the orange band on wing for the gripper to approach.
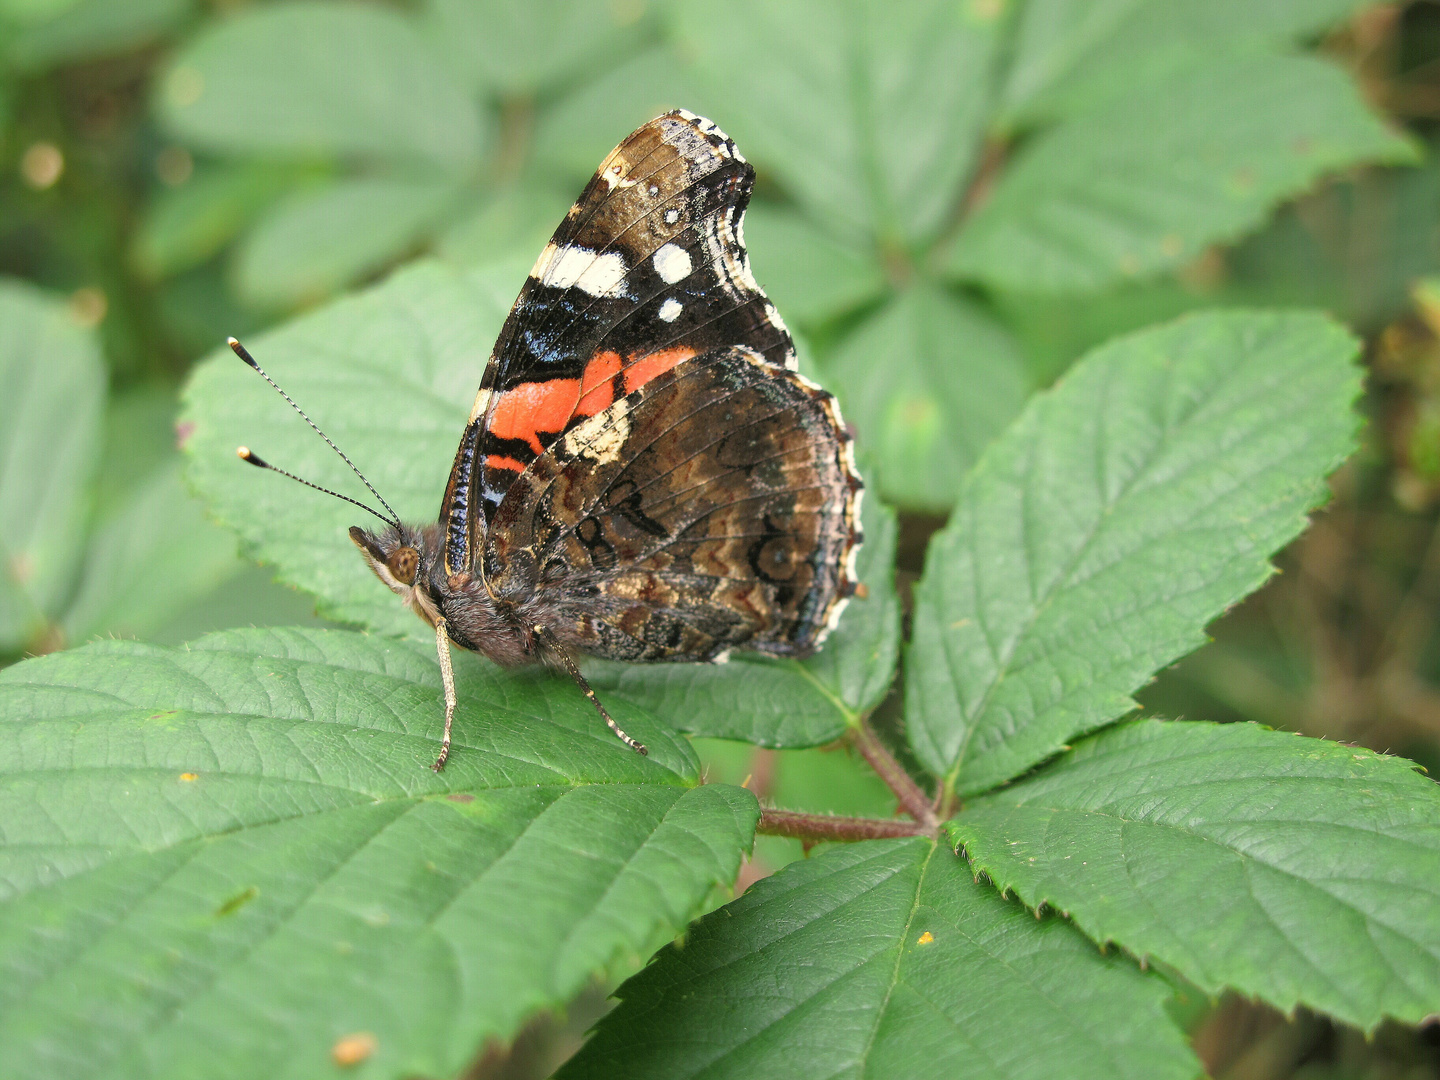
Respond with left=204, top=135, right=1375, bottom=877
left=487, top=351, right=625, bottom=455
left=488, top=378, right=580, bottom=454
left=624, top=346, right=695, bottom=394
left=485, top=454, right=527, bottom=473
left=577, top=351, right=622, bottom=416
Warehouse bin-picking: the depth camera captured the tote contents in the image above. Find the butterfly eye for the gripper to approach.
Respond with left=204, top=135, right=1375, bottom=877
left=388, top=546, right=419, bottom=585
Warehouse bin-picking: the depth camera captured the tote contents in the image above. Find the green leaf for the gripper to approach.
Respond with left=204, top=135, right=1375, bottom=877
left=58, top=387, right=243, bottom=645
left=3, top=0, right=188, bottom=71
left=132, top=161, right=325, bottom=281
left=950, top=719, right=1440, bottom=1031
left=530, top=45, right=700, bottom=181
left=670, top=0, right=1002, bottom=248
left=0, top=627, right=756, bottom=1080
left=435, top=180, right=576, bottom=267
left=60, top=459, right=241, bottom=645
left=950, top=55, right=1415, bottom=292
left=232, top=176, right=464, bottom=310
left=559, top=837, right=1199, bottom=1080
left=0, top=280, right=104, bottom=654
left=907, top=311, right=1362, bottom=793
left=744, top=203, right=887, bottom=325
left=158, top=1, right=484, bottom=170
left=825, top=283, right=1028, bottom=512
left=183, top=261, right=514, bottom=636
left=588, top=477, right=900, bottom=747
left=420, top=0, right=651, bottom=96
left=999, top=0, right=1378, bottom=121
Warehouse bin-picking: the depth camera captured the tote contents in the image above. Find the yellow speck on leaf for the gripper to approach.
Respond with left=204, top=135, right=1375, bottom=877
left=179, top=773, right=198, bottom=782
left=917, top=931, right=935, bottom=945
left=332, top=1032, right=377, bottom=1067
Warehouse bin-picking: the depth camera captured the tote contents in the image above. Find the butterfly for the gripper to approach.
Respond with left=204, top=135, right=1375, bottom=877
left=235, top=111, right=863, bottom=770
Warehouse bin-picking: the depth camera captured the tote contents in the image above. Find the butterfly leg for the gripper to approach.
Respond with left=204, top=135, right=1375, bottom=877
left=432, top=617, right=457, bottom=771
left=534, top=625, right=647, bottom=756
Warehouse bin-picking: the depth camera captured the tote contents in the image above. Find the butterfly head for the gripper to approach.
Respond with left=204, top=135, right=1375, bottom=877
left=349, top=523, right=445, bottom=627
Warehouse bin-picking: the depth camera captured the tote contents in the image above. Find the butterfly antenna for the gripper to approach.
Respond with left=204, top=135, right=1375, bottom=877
left=228, top=336, right=402, bottom=528
left=236, top=447, right=397, bottom=530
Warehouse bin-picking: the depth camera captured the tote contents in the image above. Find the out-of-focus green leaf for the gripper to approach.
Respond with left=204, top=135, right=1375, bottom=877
left=133, top=161, right=326, bottom=281
left=0, top=627, right=752, bottom=1080
left=183, top=261, right=515, bottom=635
left=58, top=387, right=243, bottom=645
left=232, top=176, right=464, bottom=310
left=0, top=280, right=104, bottom=654
left=560, top=838, right=1200, bottom=1080
left=435, top=181, right=575, bottom=267
left=146, top=564, right=331, bottom=646
left=590, top=479, right=900, bottom=747
left=61, top=458, right=240, bottom=644
left=951, top=719, right=1440, bottom=1031
left=156, top=264, right=264, bottom=359
left=421, top=0, right=652, bottom=96
left=950, top=56, right=1415, bottom=292
left=907, top=312, right=1362, bottom=793
left=530, top=44, right=700, bottom=180
left=0, top=0, right=79, bottom=24
left=744, top=203, right=887, bottom=325
left=1000, top=0, right=1377, bottom=122
left=4, top=0, right=189, bottom=71
left=825, top=283, right=1027, bottom=512
left=670, top=0, right=1002, bottom=248
left=158, top=1, right=483, bottom=170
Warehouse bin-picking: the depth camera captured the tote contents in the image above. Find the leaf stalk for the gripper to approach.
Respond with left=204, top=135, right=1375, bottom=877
left=756, top=808, right=931, bottom=843
left=852, top=718, right=940, bottom=828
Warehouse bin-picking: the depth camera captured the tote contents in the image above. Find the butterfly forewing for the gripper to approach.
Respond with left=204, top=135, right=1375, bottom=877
left=440, top=110, right=795, bottom=577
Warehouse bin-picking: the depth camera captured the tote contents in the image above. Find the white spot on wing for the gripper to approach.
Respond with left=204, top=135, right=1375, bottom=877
left=537, top=243, right=628, bottom=298
left=652, top=243, right=692, bottom=285
left=664, top=208, right=680, bottom=225
left=658, top=297, right=683, bottom=322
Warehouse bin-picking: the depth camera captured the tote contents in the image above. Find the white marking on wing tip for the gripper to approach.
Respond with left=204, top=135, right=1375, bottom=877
left=653, top=243, right=692, bottom=285
left=658, top=297, right=683, bottom=323
left=817, top=596, right=851, bottom=644
left=543, top=244, right=628, bottom=298
left=711, top=649, right=731, bottom=664
left=764, top=302, right=790, bottom=336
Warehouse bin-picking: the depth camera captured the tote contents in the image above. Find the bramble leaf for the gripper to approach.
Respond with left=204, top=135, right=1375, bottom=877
left=560, top=837, right=1199, bottom=1080
left=0, top=627, right=755, bottom=1080
left=0, top=280, right=104, bottom=653
left=950, top=719, right=1440, bottom=1031
left=951, top=55, right=1415, bottom=292
left=907, top=311, right=1362, bottom=793
left=157, top=2, right=483, bottom=169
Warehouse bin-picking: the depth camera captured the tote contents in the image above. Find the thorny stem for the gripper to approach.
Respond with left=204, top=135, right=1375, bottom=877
left=851, top=718, right=939, bottom=828
left=757, top=808, right=931, bottom=844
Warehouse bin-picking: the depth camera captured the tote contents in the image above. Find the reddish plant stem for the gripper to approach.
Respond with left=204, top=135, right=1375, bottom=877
left=757, top=808, right=929, bottom=843
left=852, top=719, right=939, bottom=828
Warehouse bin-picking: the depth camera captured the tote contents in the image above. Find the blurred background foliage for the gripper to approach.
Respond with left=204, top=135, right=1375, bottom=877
left=3, top=0, right=1440, bottom=1076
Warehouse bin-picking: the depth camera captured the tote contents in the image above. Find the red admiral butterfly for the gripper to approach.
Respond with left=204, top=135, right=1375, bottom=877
left=234, top=111, right=863, bottom=770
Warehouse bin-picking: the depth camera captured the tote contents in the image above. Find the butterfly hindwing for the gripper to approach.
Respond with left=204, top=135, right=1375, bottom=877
left=439, top=110, right=794, bottom=577
left=482, top=346, right=861, bottom=661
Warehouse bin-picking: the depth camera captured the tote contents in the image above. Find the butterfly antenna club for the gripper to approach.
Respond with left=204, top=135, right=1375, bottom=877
left=228, top=336, right=402, bottom=529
